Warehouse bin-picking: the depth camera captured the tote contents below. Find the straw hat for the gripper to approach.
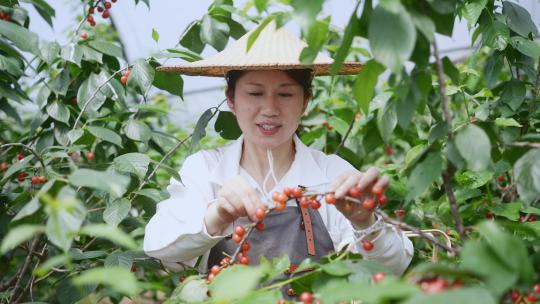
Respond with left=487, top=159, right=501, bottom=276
left=157, top=20, right=362, bottom=77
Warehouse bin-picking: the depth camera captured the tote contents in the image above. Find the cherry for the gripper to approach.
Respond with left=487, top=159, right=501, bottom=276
left=309, top=200, right=321, bottom=210
left=292, top=187, right=304, bottom=198
left=179, top=276, right=186, bottom=283
left=511, top=290, right=520, bottom=301
left=534, top=283, right=540, bottom=293
left=220, top=257, right=231, bottom=267
left=120, top=75, right=128, bottom=85
left=395, top=209, right=406, bottom=219
left=104, top=2, right=112, bottom=9
left=255, top=222, right=265, bottom=231
left=102, top=11, right=110, bottom=18
left=361, top=198, right=375, bottom=210
left=348, top=186, right=361, bottom=198
left=372, top=272, right=385, bottom=283
left=239, top=256, right=250, bottom=265
left=384, top=146, right=393, bottom=156
left=207, top=273, right=215, bottom=282
left=527, top=293, right=537, bottom=303
left=529, top=215, right=537, bottom=222
left=232, top=233, right=242, bottom=244
left=275, top=202, right=286, bottom=212
left=210, top=265, right=221, bottom=275
left=130, top=263, right=136, bottom=272
left=287, top=288, right=296, bottom=296
left=0, top=162, right=8, bottom=170
left=377, top=194, right=388, bottom=206
left=283, top=187, right=293, bottom=197
left=112, top=0, right=117, bottom=2
left=277, top=300, right=286, bottom=304
left=88, top=7, right=95, bottom=14
left=16, top=153, right=24, bottom=160
left=69, top=152, right=80, bottom=161
left=85, top=151, right=95, bottom=161
left=241, top=242, right=251, bottom=252
left=31, top=176, right=40, bottom=185
left=325, top=193, right=336, bottom=204
left=497, top=175, right=504, bottom=183
left=97, top=6, right=104, bottom=12
left=18, top=171, right=26, bottom=182
left=299, top=291, right=313, bottom=304
left=371, top=186, right=383, bottom=196
left=299, top=197, right=310, bottom=208
left=485, top=211, right=494, bottom=219
left=273, top=192, right=288, bottom=204
left=87, top=15, right=95, bottom=23
left=80, top=32, right=88, bottom=39
left=234, top=226, right=245, bottom=237
left=38, top=175, right=46, bottom=183
left=255, top=208, right=266, bottom=221
left=362, top=240, right=374, bottom=251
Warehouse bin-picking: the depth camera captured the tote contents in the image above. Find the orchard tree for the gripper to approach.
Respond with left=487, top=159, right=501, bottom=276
left=0, top=0, right=539, bottom=303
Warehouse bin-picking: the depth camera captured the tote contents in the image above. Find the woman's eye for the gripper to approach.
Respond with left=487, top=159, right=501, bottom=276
left=278, top=93, right=293, bottom=97
left=248, top=92, right=263, bottom=96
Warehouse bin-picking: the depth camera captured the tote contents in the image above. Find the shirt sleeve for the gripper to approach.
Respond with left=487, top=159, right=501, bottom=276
left=143, top=151, right=223, bottom=269
left=322, top=154, right=414, bottom=275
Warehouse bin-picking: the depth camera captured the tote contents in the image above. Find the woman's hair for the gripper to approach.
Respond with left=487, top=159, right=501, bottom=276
left=225, top=69, right=313, bottom=100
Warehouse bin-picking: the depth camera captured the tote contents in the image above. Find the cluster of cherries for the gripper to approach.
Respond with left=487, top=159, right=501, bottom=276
left=0, top=153, right=47, bottom=185
left=0, top=10, right=10, bottom=21
left=510, top=283, right=540, bottom=303
left=120, top=69, right=131, bottom=85
left=69, top=151, right=95, bottom=162
left=86, top=0, right=118, bottom=27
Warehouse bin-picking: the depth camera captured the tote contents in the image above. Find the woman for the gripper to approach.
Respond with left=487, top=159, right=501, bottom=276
left=144, top=21, right=413, bottom=276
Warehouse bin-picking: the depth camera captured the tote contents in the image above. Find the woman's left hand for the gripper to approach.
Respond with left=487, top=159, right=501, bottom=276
left=328, top=167, right=389, bottom=229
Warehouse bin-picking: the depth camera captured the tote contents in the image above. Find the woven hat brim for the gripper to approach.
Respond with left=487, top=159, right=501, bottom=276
left=156, top=62, right=363, bottom=77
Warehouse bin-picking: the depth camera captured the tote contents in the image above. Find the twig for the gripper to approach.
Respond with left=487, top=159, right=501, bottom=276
left=0, top=143, right=46, bottom=170
left=521, top=57, right=540, bottom=135
left=10, top=238, right=38, bottom=300
left=508, top=141, right=540, bottom=149
left=433, top=40, right=466, bottom=241
left=334, top=115, right=356, bottom=155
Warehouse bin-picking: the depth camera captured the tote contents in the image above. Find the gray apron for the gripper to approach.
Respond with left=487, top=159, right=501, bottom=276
left=207, top=203, right=335, bottom=296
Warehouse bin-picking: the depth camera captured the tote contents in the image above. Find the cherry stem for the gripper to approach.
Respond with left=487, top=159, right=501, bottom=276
left=0, top=143, right=46, bottom=170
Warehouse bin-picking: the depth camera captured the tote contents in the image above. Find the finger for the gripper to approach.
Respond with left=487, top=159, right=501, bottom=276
left=234, top=184, right=259, bottom=221
left=329, top=171, right=351, bottom=192
left=373, top=175, right=390, bottom=190
left=335, top=173, right=362, bottom=198
left=222, top=191, right=248, bottom=218
left=215, top=197, right=238, bottom=223
left=356, top=167, right=380, bottom=191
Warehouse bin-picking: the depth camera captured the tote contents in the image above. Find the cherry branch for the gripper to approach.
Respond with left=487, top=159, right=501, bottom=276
left=0, top=143, right=46, bottom=172
left=521, top=56, right=540, bottom=135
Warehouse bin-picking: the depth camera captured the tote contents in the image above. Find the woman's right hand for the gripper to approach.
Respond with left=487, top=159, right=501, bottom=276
left=204, top=176, right=267, bottom=236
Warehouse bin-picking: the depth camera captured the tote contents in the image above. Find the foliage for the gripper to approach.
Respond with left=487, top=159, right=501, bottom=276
left=0, top=0, right=539, bottom=303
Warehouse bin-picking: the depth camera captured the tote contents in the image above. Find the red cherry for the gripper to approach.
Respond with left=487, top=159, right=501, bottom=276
left=130, top=263, right=136, bottom=272
left=299, top=197, right=310, bottom=208
left=87, top=15, right=95, bottom=22
left=534, top=283, right=540, bottom=293
left=89, top=20, right=96, bottom=27
left=220, top=257, right=231, bottom=267
left=277, top=299, right=286, bottom=304
left=283, top=187, right=293, bottom=197
left=16, top=153, right=24, bottom=160
left=384, top=145, right=393, bottom=156
left=371, top=186, right=383, bottom=196
left=0, top=162, right=8, bottom=170
left=255, top=222, right=265, bottom=231
left=88, top=7, right=95, bottom=14
left=377, top=194, right=388, bottom=206
left=299, top=291, right=313, bottom=304
left=275, top=202, right=286, bottom=212
left=255, top=208, right=266, bottom=221
left=234, top=226, right=245, bottom=237
left=527, top=293, right=537, bottom=303
left=292, top=187, right=304, bottom=198
left=31, top=176, right=40, bottom=185
left=120, top=75, right=128, bottom=85
left=38, top=175, right=46, bottom=183
left=362, top=240, right=374, bottom=251
left=232, top=233, right=242, bottom=244
left=179, top=276, right=186, bottom=283
left=80, top=32, right=88, bottom=39
left=85, top=151, right=95, bottom=161
left=207, top=273, right=215, bottom=282
left=210, top=265, right=221, bottom=275
left=348, top=186, right=361, bottom=198
left=325, top=193, right=336, bottom=204
left=309, top=200, right=321, bottom=210
left=361, top=198, right=375, bottom=210
left=497, top=175, right=505, bottom=183
left=395, top=209, right=406, bottom=219
left=124, top=69, right=130, bottom=77
left=511, top=290, right=520, bottom=301
left=104, top=2, right=112, bottom=9
left=241, top=242, right=251, bottom=252
left=97, top=6, right=104, bottom=12
left=372, top=272, right=385, bottom=283
left=239, top=256, right=250, bottom=265
left=277, top=193, right=288, bottom=204
left=485, top=211, right=494, bottom=219
left=287, top=288, right=295, bottom=296
left=18, top=171, right=26, bottom=182
left=102, top=11, right=110, bottom=18
left=529, top=215, right=537, bottom=222
left=0, top=12, right=6, bottom=20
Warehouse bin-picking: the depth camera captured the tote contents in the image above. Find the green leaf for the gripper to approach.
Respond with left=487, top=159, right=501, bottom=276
left=462, top=0, right=487, bottom=28
left=502, top=1, right=538, bottom=38
left=46, top=101, right=70, bottom=124
left=124, top=119, right=151, bottom=142
left=0, top=224, right=44, bottom=254
left=179, top=21, right=205, bottom=54
left=13, top=178, right=54, bottom=221
left=513, top=149, right=540, bottom=204
left=103, top=198, right=131, bottom=227
left=128, top=59, right=155, bottom=94
left=88, top=40, right=123, bottom=58
left=215, top=110, right=242, bottom=140
left=171, top=279, right=209, bottom=302
left=113, top=153, right=150, bottom=180
left=152, top=63, right=183, bottom=98
left=300, top=18, right=330, bottom=64
left=61, top=43, right=83, bottom=67
left=77, top=73, right=107, bottom=115
left=40, top=40, right=60, bottom=66
left=208, top=265, right=264, bottom=300
left=73, top=267, right=138, bottom=296
left=134, top=188, right=169, bottom=202
left=1, top=154, right=33, bottom=183
left=68, top=169, right=130, bottom=198
left=321, top=260, right=352, bottom=276
left=67, top=128, right=84, bottom=144
left=455, top=171, right=493, bottom=189
left=87, top=126, right=123, bottom=147
left=254, top=0, right=269, bottom=13
left=442, top=56, right=460, bottom=84
left=490, top=202, right=521, bottom=221
left=368, top=4, right=416, bottom=72
left=80, top=45, right=102, bottom=63
left=237, top=289, right=281, bottom=304
left=30, top=0, right=55, bottom=27
left=481, top=20, right=509, bottom=51
left=0, top=53, right=23, bottom=77
left=354, top=60, right=385, bottom=115
left=509, top=37, right=540, bottom=59
left=247, top=17, right=274, bottom=53
left=190, top=108, right=214, bottom=154
left=151, top=28, right=159, bottom=43
left=403, top=287, right=496, bottom=304
left=376, top=100, right=397, bottom=143
left=0, top=19, right=39, bottom=55
left=200, top=15, right=229, bottom=51
left=331, top=7, right=359, bottom=75
left=500, top=79, right=527, bottom=112
left=79, top=224, right=137, bottom=249
left=406, top=151, right=444, bottom=201
left=495, top=117, right=522, bottom=127
left=410, top=11, right=435, bottom=42
left=50, top=68, right=70, bottom=96
left=455, top=124, right=491, bottom=172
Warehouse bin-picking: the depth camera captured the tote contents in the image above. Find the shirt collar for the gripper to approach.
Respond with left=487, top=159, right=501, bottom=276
left=209, top=134, right=329, bottom=189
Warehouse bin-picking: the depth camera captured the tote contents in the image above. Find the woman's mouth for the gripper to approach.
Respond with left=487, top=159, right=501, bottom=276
left=257, top=124, right=281, bottom=136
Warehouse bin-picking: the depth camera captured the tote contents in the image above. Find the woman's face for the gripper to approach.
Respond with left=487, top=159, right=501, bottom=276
left=227, top=70, right=310, bottom=150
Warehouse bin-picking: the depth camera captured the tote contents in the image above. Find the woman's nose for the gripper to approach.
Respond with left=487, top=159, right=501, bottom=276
left=261, top=95, right=280, bottom=116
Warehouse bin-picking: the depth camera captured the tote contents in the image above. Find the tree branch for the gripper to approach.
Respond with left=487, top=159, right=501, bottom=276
left=334, top=114, right=356, bottom=155
left=0, top=143, right=46, bottom=170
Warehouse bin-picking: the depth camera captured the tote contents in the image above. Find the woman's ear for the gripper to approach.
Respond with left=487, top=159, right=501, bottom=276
left=226, top=89, right=235, bottom=114
left=302, top=91, right=312, bottom=113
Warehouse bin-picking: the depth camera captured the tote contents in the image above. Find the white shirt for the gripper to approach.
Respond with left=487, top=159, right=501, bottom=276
left=143, top=135, right=413, bottom=275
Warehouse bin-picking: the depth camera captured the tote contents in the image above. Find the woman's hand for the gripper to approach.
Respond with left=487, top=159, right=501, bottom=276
left=328, top=167, right=389, bottom=229
left=204, top=176, right=267, bottom=236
